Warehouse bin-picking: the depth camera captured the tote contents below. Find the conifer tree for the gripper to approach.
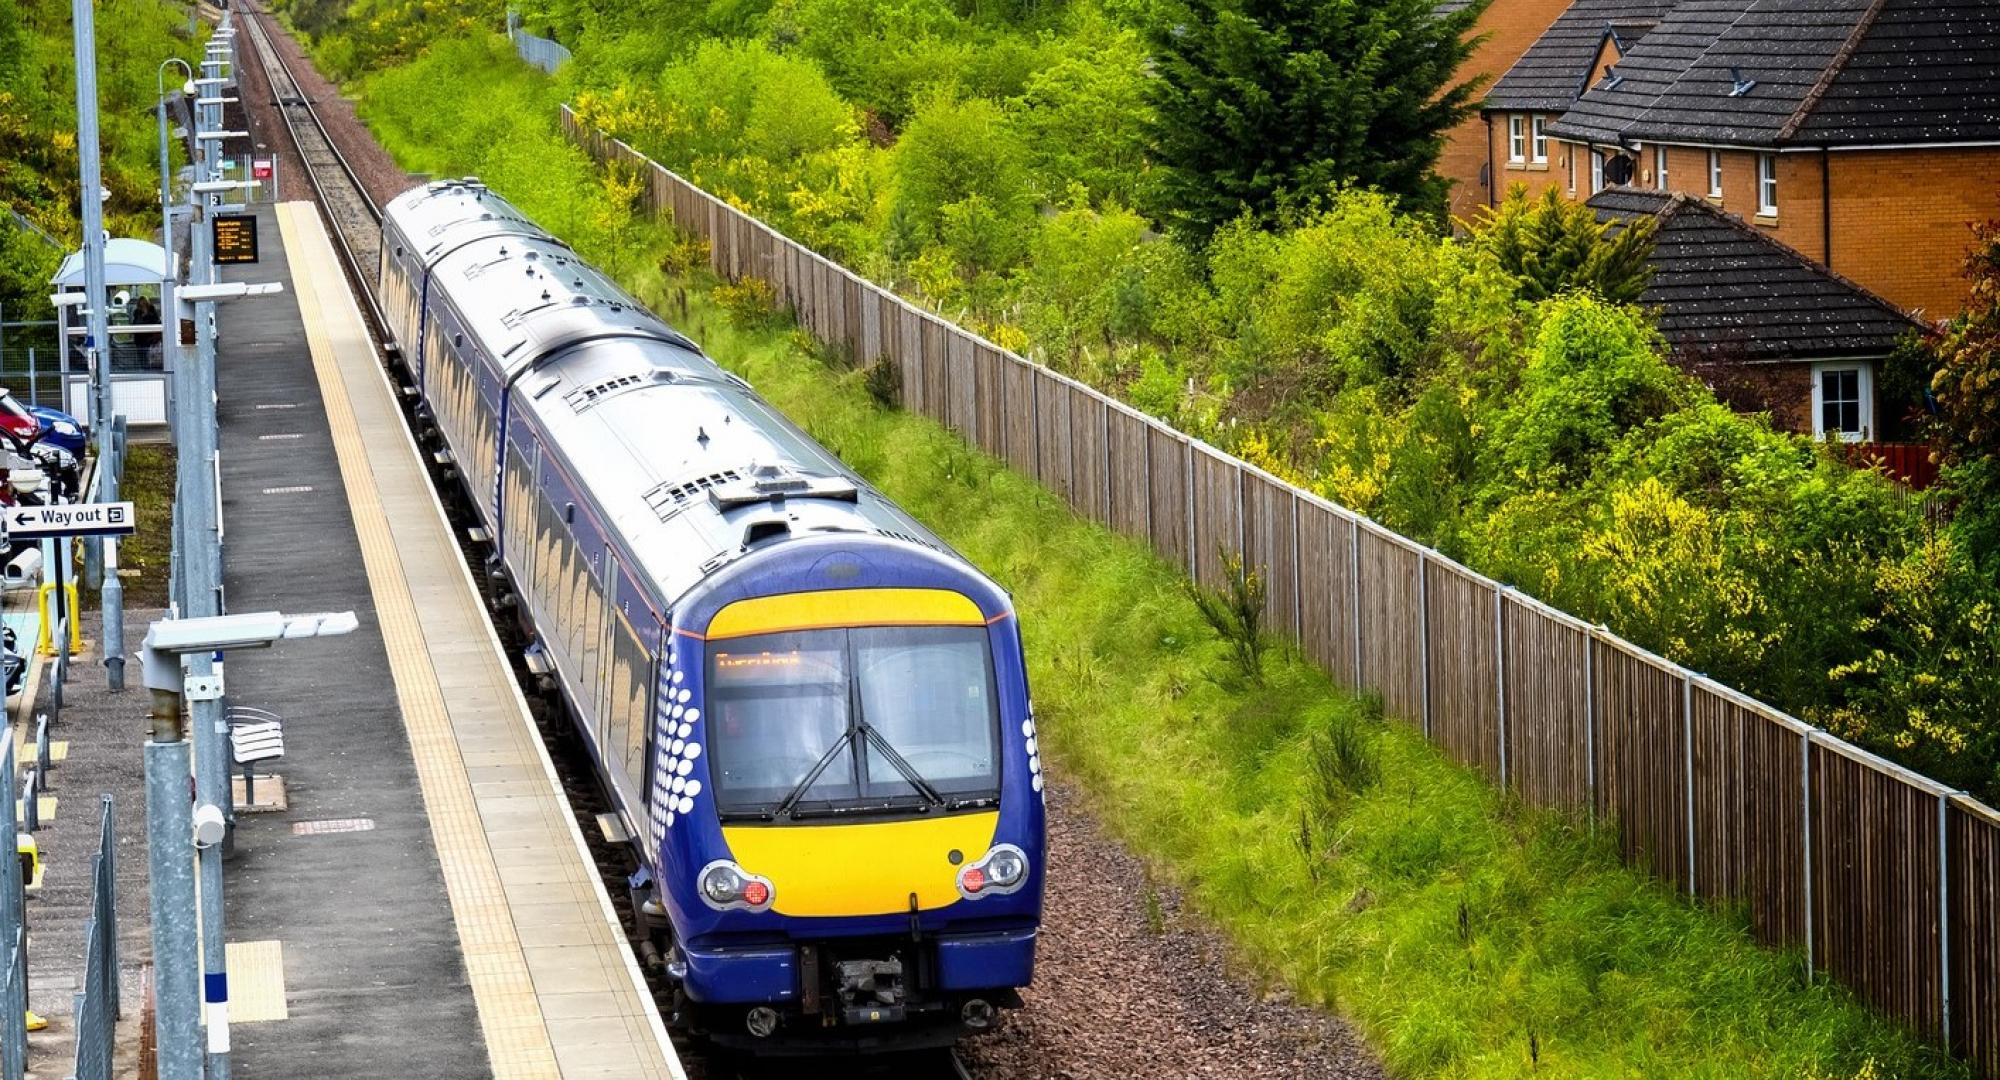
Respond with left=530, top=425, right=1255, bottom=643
left=1144, top=0, right=1489, bottom=242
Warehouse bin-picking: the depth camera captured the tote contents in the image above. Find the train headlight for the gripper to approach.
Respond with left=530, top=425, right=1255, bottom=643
left=957, top=844, right=1030, bottom=900
left=698, top=860, right=775, bottom=912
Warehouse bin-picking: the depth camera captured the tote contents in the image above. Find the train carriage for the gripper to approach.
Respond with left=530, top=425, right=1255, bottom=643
left=376, top=179, right=1045, bottom=1051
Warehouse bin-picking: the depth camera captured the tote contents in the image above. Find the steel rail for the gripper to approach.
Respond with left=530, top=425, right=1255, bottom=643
left=237, top=3, right=391, bottom=343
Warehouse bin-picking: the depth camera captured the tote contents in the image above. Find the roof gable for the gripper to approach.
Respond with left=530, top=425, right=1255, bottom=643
left=1486, top=0, right=1678, bottom=113
left=1587, top=188, right=1922, bottom=360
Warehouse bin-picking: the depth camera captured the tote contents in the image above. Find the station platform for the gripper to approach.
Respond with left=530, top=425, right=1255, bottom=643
left=212, top=199, right=681, bottom=1079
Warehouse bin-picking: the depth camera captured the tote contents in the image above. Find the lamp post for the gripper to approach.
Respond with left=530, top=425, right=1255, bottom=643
left=138, top=610, right=357, bottom=1080
left=167, top=279, right=279, bottom=1080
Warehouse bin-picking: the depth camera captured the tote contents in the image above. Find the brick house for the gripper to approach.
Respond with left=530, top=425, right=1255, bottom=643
left=1589, top=188, right=1924, bottom=445
left=1436, top=0, right=1581, bottom=222
left=1480, top=0, right=2000, bottom=319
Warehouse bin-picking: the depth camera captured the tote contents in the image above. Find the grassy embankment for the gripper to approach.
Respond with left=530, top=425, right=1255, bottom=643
left=340, top=35, right=1962, bottom=1080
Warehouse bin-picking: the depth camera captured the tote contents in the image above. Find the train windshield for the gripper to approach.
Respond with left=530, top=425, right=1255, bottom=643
left=706, top=626, right=1001, bottom=819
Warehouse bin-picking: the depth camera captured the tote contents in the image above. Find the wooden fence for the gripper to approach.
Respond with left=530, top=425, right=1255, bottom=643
left=561, top=108, right=2000, bottom=1074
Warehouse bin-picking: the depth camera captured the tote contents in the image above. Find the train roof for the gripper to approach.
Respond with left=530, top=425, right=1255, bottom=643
left=381, top=180, right=969, bottom=612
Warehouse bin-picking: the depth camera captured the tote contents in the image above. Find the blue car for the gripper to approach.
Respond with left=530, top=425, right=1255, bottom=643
left=0, top=390, right=86, bottom=455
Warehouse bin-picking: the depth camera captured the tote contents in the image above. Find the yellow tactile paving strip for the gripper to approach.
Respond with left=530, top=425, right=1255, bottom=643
left=225, top=940, right=290, bottom=1022
left=275, top=203, right=682, bottom=1080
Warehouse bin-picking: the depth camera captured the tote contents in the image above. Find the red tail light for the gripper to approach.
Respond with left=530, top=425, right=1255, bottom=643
left=742, top=880, right=770, bottom=907
left=961, top=867, right=987, bottom=894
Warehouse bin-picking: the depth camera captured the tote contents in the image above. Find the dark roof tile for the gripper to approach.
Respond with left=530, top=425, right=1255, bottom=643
left=1790, top=0, right=2000, bottom=145
left=1587, top=188, right=1921, bottom=360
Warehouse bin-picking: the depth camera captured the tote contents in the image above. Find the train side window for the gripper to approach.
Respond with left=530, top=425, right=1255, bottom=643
left=624, top=629, right=652, bottom=784
left=534, top=496, right=557, bottom=619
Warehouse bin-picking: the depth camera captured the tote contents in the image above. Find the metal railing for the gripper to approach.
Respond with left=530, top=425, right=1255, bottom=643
left=0, top=741, right=28, bottom=1080
left=66, top=796, right=118, bottom=1080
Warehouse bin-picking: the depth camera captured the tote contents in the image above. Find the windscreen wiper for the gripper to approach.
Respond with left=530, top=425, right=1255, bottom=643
left=857, top=721, right=946, bottom=810
left=774, top=731, right=855, bottom=820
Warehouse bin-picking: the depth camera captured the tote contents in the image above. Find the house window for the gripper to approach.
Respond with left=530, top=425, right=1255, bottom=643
left=1591, top=151, right=1604, bottom=193
left=1758, top=153, right=1778, bottom=216
left=1531, top=116, right=1549, bottom=163
left=1811, top=363, right=1873, bottom=442
left=1508, top=115, right=1526, bottom=163
left=1568, top=145, right=1576, bottom=193
left=1655, top=145, right=1669, bottom=190
left=1708, top=150, right=1723, bottom=198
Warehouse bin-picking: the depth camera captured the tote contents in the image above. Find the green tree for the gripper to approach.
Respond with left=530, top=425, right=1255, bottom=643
left=1924, top=216, right=2000, bottom=571
left=1472, top=184, right=1657, bottom=303
left=1142, top=0, right=1489, bottom=241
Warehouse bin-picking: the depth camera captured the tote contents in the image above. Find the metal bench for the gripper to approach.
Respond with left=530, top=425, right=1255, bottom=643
left=227, top=707, right=285, bottom=809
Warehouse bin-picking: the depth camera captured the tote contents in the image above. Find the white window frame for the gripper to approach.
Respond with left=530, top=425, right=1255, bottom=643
left=1590, top=151, right=1604, bottom=194
left=1531, top=116, right=1549, bottom=163
left=1757, top=153, right=1778, bottom=216
left=1655, top=145, right=1670, bottom=190
left=1508, top=115, right=1526, bottom=163
left=1810, top=362, right=1873, bottom=443
left=1708, top=150, right=1724, bottom=198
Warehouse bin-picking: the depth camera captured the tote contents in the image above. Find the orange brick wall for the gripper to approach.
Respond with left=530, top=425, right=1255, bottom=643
left=1577, top=143, right=1991, bottom=317
left=1486, top=115, right=1574, bottom=211
left=1440, top=0, right=1577, bottom=221
left=1825, top=148, right=1998, bottom=319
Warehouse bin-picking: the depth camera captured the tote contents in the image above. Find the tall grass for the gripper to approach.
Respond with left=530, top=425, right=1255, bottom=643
left=348, top=37, right=1964, bottom=1080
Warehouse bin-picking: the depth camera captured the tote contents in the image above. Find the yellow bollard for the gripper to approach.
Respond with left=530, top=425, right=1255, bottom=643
left=33, top=583, right=52, bottom=657
left=32, top=582, right=82, bottom=657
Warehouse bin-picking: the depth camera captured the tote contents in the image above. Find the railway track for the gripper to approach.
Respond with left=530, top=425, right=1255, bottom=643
left=232, top=7, right=973, bottom=1078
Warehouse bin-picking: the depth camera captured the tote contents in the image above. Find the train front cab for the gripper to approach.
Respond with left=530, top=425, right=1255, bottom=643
left=653, top=540, right=1045, bottom=1050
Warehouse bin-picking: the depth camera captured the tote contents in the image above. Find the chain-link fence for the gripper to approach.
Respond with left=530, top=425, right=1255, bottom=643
left=65, top=796, right=117, bottom=1080
left=507, top=11, right=572, bottom=74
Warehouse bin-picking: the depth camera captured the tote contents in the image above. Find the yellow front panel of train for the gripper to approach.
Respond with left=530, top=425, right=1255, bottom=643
left=705, top=588, right=987, bottom=639
left=722, top=812, right=1000, bottom=917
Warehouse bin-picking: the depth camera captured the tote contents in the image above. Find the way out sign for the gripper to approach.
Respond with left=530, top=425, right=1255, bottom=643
left=5, top=502, right=136, bottom=539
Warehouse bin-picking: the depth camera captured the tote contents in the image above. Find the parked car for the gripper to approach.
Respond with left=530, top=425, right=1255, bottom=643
left=0, top=390, right=86, bottom=455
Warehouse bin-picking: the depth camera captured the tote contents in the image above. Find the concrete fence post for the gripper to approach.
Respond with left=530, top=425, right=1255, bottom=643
left=1494, top=584, right=1508, bottom=788
left=1802, top=730, right=1815, bottom=981
left=1349, top=522, right=1362, bottom=688
left=1684, top=673, right=1696, bottom=897
left=1583, top=630, right=1596, bottom=816
left=1939, top=791, right=1952, bottom=1049
left=1183, top=440, right=1195, bottom=580
left=1416, top=552, right=1430, bottom=739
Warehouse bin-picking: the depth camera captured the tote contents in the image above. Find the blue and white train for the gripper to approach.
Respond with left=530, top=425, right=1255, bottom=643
left=375, top=178, right=1046, bottom=1050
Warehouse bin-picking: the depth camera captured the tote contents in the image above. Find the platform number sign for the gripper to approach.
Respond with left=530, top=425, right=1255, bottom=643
left=213, top=213, right=259, bottom=265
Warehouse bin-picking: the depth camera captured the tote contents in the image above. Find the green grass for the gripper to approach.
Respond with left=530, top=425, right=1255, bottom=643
left=344, top=37, right=1964, bottom=1080
left=119, top=443, right=175, bottom=609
